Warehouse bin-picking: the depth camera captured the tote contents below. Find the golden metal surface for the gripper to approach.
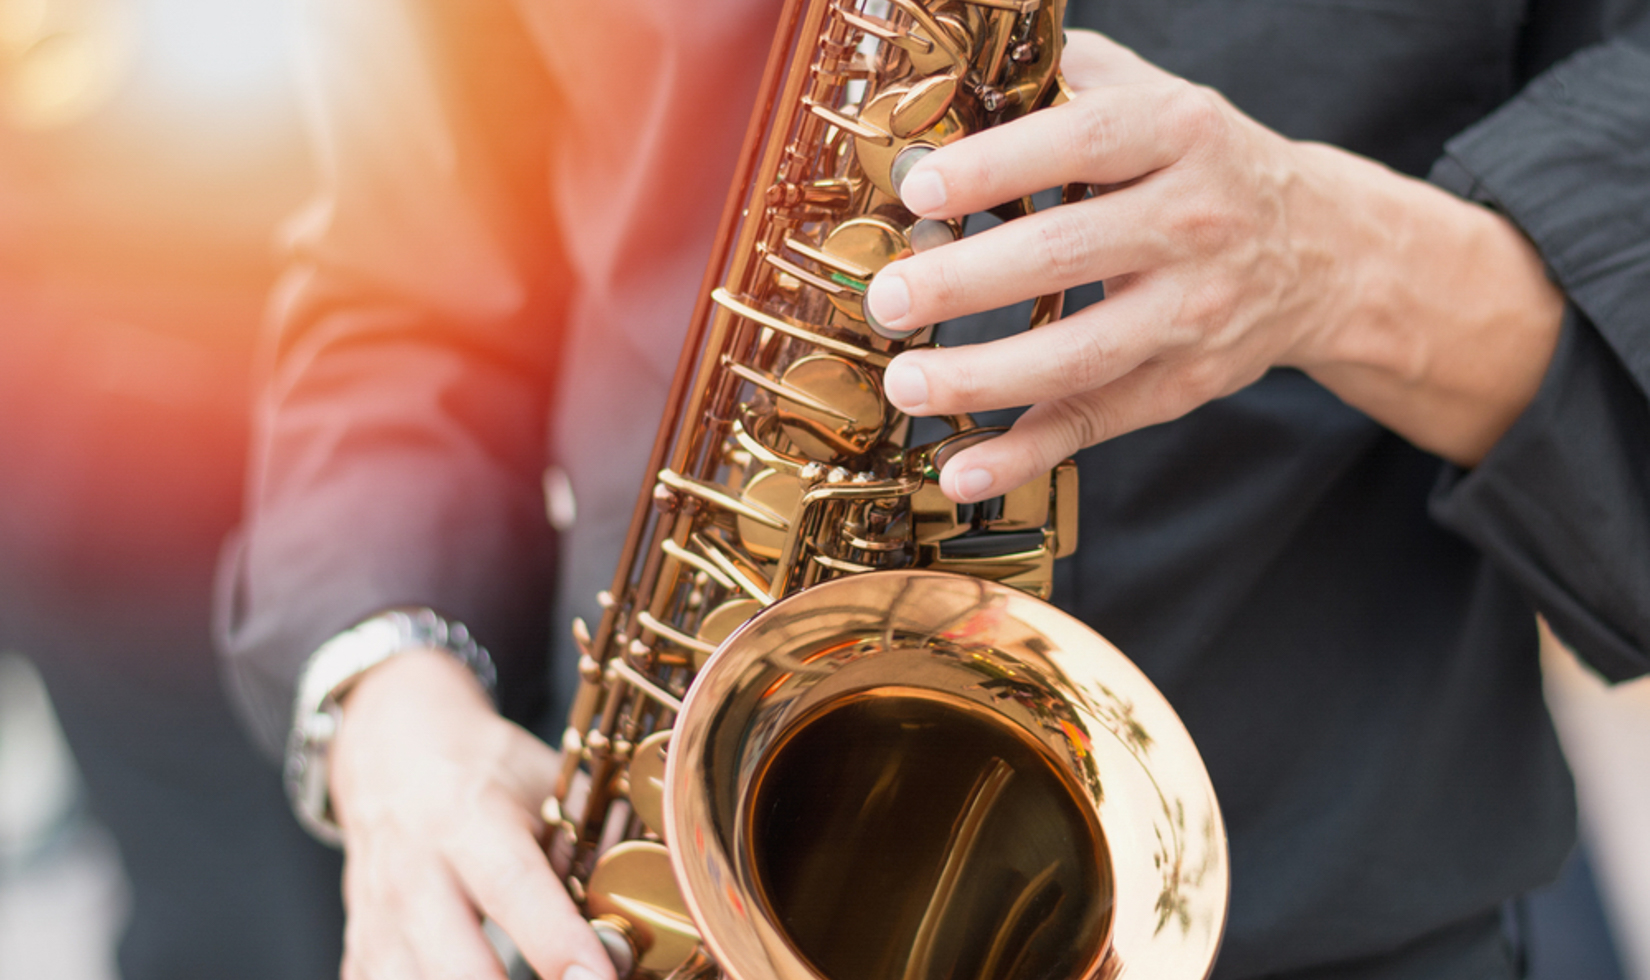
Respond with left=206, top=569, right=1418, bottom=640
left=994, top=474, right=1052, bottom=532
left=549, top=3, right=1228, bottom=978
left=587, top=842, right=702, bottom=975
left=609, top=658, right=685, bottom=716
left=775, top=355, right=888, bottom=458
left=690, top=532, right=776, bottom=606
left=723, top=357, right=856, bottom=421
left=820, top=217, right=910, bottom=320
left=931, top=544, right=1055, bottom=598
left=638, top=611, right=719, bottom=661
left=667, top=571, right=1227, bottom=980
left=784, top=235, right=873, bottom=281
left=712, top=289, right=894, bottom=368
left=855, top=89, right=971, bottom=199
left=660, top=468, right=787, bottom=531
left=890, top=72, right=961, bottom=138
left=696, top=598, right=765, bottom=663
left=905, top=8, right=978, bottom=76
left=910, top=480, right=970, bottom=544
left=737, top=469, right=801, bottom=560
left=662, top=539, right=739, bottom=593
left=1053, top=459, right=1079, bottom=558
left=626, top=732, right=673, bottom=837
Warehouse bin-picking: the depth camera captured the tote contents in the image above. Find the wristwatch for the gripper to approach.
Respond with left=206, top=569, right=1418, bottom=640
left=284, top=607, right=497, bottom=845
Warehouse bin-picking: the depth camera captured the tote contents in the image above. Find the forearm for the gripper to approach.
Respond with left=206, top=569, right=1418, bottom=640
left=1288, top=142, right=1567, bottom=467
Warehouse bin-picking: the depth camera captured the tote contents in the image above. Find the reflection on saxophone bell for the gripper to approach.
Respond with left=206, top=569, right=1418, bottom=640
left=542, top=2, right=1229, bottom=978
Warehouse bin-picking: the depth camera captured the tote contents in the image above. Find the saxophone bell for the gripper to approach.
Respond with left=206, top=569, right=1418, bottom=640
left=668, top=570, right=1225, bottom=980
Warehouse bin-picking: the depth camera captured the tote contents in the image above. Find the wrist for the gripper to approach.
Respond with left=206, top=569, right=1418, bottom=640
left=327, top=649, right=500, bottom=836
left=285, top=608, right=497, bottom=845
left=1284, top=143, right=1564, bottom=464
left=1276, top=141, right=1417, bottom=377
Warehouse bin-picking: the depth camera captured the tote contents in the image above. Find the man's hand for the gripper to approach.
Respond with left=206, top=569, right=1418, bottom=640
left=868, top=30, right=1565, bottom=502
left=329, top=650, right=615, bottom=980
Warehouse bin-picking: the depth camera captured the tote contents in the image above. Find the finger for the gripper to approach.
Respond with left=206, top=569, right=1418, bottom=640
left=883, top=291, right=1161, bottom=417
left=896, top=79, right=1207, bottom=220
left=447, top=809, right=615, bottom=980
left=1060, top=29, right=1166, bottom=90
left=405, top=871, right=513, bottom=980
left=344, top=843, right=501, bottom=980
left=344, top=905, right=426, bottom=980
left=865, top=190, right=1165, bottom=331
left=936, top=366, right=1182, bottom=503
left=497, top=729, right=564, bottom=807
left=340, top=850, right=422, bottom=980
left=350, top=940, right=421, bottom=980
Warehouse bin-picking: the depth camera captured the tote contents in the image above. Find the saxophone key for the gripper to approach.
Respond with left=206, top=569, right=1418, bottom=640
left=625, top=731, right=674, bottom=838
left=586, top=842, right=701, bottom=978
left=735, top=469, right=801, bottom=560
left=773, top=355, right=888, bottom=459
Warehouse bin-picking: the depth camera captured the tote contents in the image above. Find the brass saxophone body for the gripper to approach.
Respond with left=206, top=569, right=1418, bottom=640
left=547, top=3, right=1228, bottom=979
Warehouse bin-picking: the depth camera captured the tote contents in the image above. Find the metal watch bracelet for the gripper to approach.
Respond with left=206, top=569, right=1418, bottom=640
left=284, top=608, right=497, bottom=846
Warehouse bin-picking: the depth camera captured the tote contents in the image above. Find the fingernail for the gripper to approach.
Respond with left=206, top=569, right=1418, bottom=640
left=565, top=964, right=604, bottom=980
left=952, top=468, right=995, bottom=501
left=866, top=272, right=911, bottom=326
left=883, top=359, right=929, bottom=411
left=900, top=168, right=947, bottom=215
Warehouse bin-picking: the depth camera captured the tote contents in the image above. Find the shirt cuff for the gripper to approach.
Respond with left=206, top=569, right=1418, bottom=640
left=1427, top=36, right=1650, bottom=396
left=1429, top=307, right=1650, bottom=683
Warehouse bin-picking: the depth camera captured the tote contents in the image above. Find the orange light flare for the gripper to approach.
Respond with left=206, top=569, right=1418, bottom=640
left=0, top=0, right=308, bottom=626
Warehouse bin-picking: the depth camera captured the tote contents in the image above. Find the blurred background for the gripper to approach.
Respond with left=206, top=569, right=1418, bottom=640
left=0, top=1, right=344, bottom=978
left=0, top=2, right=1644, bottom=980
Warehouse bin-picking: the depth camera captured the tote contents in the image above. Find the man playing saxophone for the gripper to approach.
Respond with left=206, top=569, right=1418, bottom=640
left=219, top=2, right=1650, bottom=979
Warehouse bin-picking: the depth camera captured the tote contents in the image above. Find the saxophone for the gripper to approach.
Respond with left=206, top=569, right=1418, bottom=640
left=544, top=3, right=1228, bottom=979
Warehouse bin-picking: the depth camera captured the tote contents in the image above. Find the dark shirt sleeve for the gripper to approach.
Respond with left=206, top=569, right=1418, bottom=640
left=215, top=0, right=568, bottom=759
left=1426, top=20, right=1650, bottom=682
